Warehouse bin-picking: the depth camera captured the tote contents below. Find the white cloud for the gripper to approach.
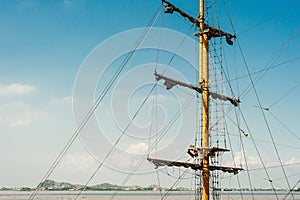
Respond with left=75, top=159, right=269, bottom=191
left=104, top=142, right=150, bottom=170
left=0, top=102, right=45, bottom=127
left=64, top=0, right=72, bottom=4
left=51, top=96, right=72, bottom=105
left=127, top=142, right=148, bottom=154
left=2, top=101, right=28, bottom=109
left=9, top=111, right=45, bottom=127
left=108, top=149, right=152, bottom=172
left=0, top=83, right=35, bottom=96
left=147, top=94, right=175, bottom=103
left=284, top=157, right=300, bottom=165
left=9, top=119, right=31, bottom=127
left=233, top=151, right=260, bottom=167
left=61, top=154, right=97, bottom=171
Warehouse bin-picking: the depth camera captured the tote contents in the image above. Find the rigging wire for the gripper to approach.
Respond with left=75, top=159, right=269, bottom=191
left=156, top=169, right=163, bottom=199
left=147, top=83, right=158, bottom=157
left=252, top=80, right=300, bottom=142
left=269, top=82, right=300, bottom=109
left=74, top=18, right=195, bottom=200
left=223, top=0, right=300, bottom=101
left=236, top=35, right=295, bottom=199
left=204, top=2, right=248, bottom=199
left=79, top=29, right=199, bottom=191
left=224, top=28, right=295, bottom=192
left=217, top=56, right=300, bottom=88
left=223, top=114, right=300, bottom=150
left=209, top=96, right=299, bottom=195
left=252, top=173, right=285, bottom=191
left=115, top=25, right=195, bottom=140
left=27, top=5, right=163, bottom=200
left=218, top=2, right=299, bottom=198
left=152, top=27, right=162, bottom=195
left=232, top=97, right=251, bottom=199
left=268, top=111, right=300, bottom=141
left=237, top=113, right=255, bottom=200
left=155, top=10, right=164, bottom=72
left=211, top=126, right=300, bottom=151
left=161, top=168, right=190, bottom=200
left=108, top=96, right=195, bottom=200
left=223, top=117, right=244, bottom=199
left=233, top=170, right=298, bottom=193
left=240, top=27, right=300, bottom=99
left=223, top=0, right=297, bottom=193
left=151, top=0, right=165, bottom=160
left=208, top=2, right=232, bottom=197
left=283, top=180, right=300, bottom=200
left=238, top=2, right=300, bottom=36
left=209, top=96, right=280, bottom=148
left=273, top=174, right=300, bottom=182
left=106, top=14, right=198, bottom=200
left=158, top=167, right=194, bottom=180
left=74, top=85, right=157, bottom=200
left=222, top=0, right=300, bottom=100
left=161, top=24, right=194, bottom=75
left=250, top=162, right=300, bottom=172
left=238, top=108, right=279, bottom=199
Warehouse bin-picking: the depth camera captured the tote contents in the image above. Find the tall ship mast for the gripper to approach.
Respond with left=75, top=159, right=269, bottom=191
left=148, top=0, right=242, bottom=199
left=23, top=1, right=300, bottom=200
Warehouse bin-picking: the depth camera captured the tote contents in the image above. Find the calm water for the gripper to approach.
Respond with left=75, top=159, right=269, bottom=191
left=0, top=191, right=299, bottom=200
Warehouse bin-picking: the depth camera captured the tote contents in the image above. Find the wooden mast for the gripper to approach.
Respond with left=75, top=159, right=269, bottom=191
left=199, top=0, right=210, bottom=199
left=148, top=2, right=240, bottom=200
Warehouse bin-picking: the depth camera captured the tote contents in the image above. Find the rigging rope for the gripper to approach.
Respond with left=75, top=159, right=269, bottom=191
left=161, top=168, right=189, bottom=200
left=223, top=115, right=244, bottom=199
left=211, top=126, right=300, bottom=151
left=236, top=36, right=295, bottom=198
left=161, top=24, right=194, bottom=75
left=74, top=85, right=157, bottom=200
left=213, top=2, right=299, bottom=198
left=156, top=169, right=163, bottom=199
left=238, top=2, right=300, bottom=36
left=238, top=108, right=279, bottom=199
left=283, top=180, right=300, bottom=200
left=269, top=82, right=300, bottom=109
left=75, top=16, right=195, bottom=200
left=250, top=162, right=300, bottom=172
left=238, top=117, right=255, bottom=200
left=28, top=5, right=163, bottom=200
left=108, top=95, right=195, bottom=200
left=240, top=27, right=300, bottom=99
left=268, top=111, right=300, bottom=141
left=218, top=56, right=300, bottom=88
left=221, top=1, right=298, bottom=193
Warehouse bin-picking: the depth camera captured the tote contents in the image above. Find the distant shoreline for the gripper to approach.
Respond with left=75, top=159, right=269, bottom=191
left=1, top=187, right=299, bottom=192
left=1, top=179, right=299, bottom=193
left=0, top=190, right=299, bottom=195
left=0, top=191, right=299, bottom=200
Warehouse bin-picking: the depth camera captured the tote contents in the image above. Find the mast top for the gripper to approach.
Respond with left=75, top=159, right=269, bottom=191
left=161, top=0, right=236, bottom=45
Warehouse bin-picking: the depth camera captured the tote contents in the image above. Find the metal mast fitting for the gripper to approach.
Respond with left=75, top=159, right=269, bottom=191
left=161, top=0, right=236, bottom=46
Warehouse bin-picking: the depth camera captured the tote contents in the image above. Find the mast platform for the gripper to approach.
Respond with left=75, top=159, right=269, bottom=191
left=187, top=145, right=230, bottom=158
left=147, top=157, right=243, bottom=175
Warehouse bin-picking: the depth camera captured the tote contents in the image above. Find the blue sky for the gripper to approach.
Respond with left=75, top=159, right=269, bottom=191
left=0, top=0, right=299, bottom=191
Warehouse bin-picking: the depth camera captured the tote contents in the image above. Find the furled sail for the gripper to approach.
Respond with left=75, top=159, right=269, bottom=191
left=147, top=158, right=243, bottom=175
left=154, top=71, right=240, bottom=106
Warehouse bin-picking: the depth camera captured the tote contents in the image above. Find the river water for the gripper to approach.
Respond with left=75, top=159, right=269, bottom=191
left=0, top=191, right=299, bottom=200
